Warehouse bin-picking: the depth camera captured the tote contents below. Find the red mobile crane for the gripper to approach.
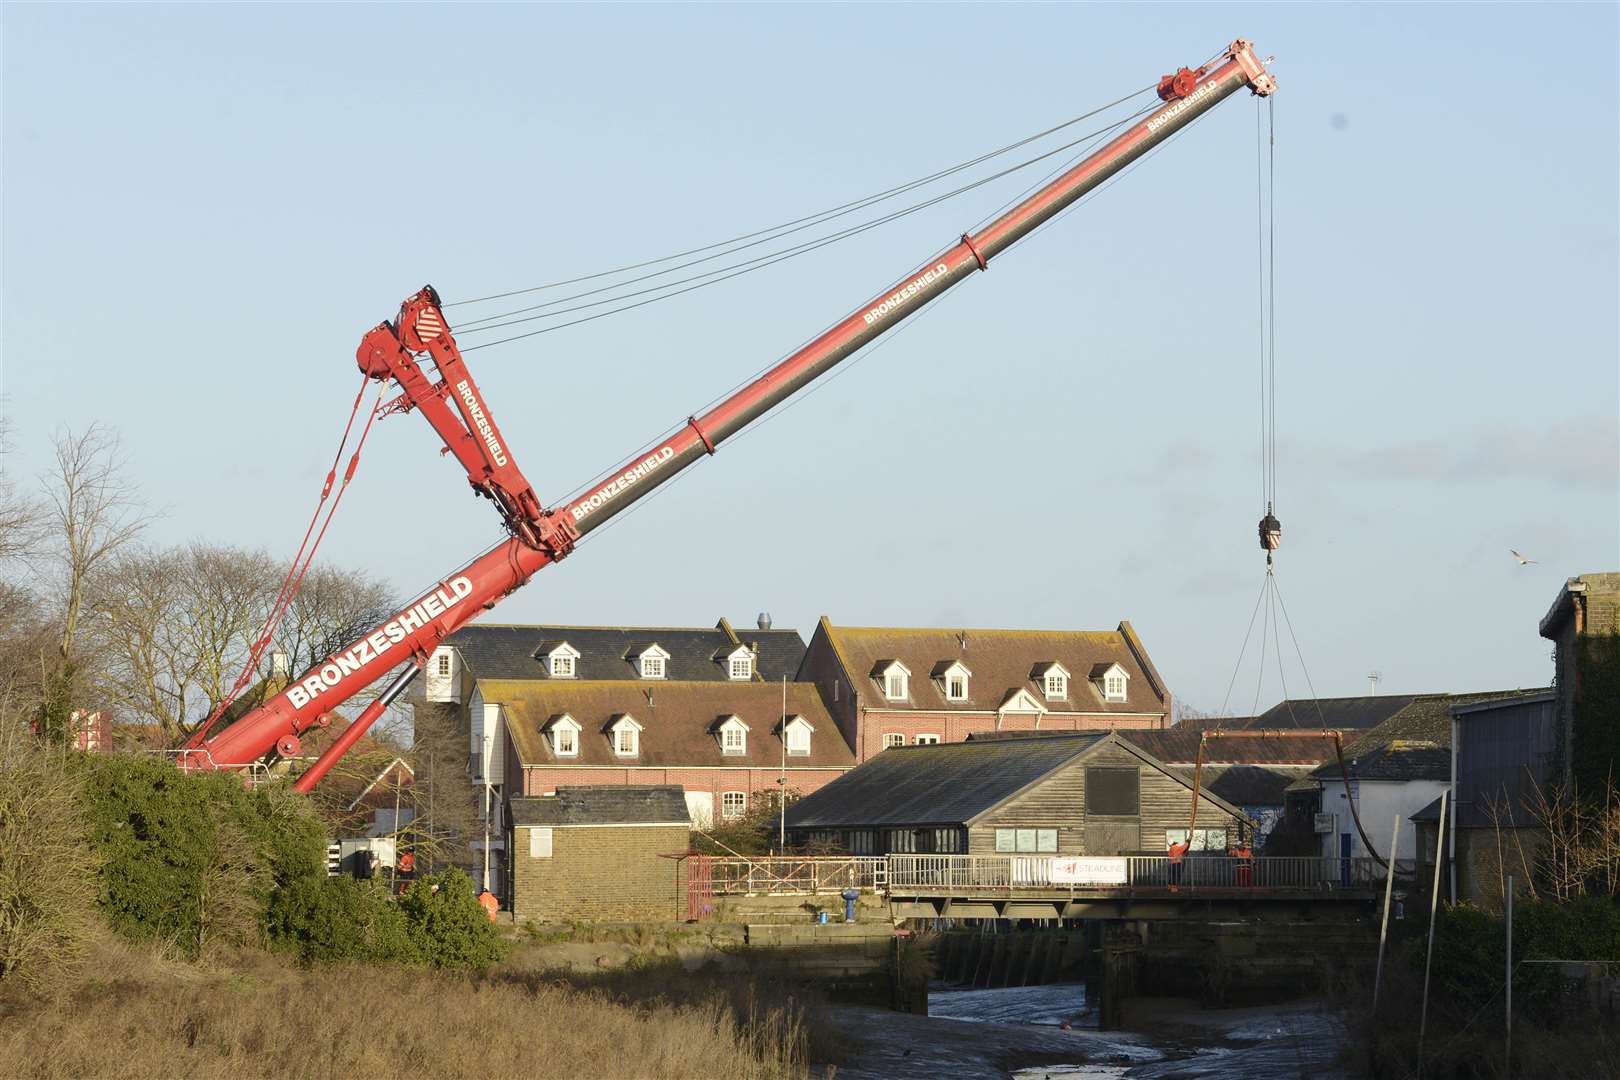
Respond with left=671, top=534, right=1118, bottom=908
left=179, top=40, right=1276, bottom=790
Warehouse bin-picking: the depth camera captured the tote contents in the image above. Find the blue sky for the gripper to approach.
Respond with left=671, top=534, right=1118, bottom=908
left=4, top=4, right=1616, bottom=714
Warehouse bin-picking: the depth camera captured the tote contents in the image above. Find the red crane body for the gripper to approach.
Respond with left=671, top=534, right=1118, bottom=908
left=180, top=41, right=1276, bottom=789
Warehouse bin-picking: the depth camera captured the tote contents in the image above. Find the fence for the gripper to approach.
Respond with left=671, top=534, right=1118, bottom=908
left=699, top=856, right=887, bottom=896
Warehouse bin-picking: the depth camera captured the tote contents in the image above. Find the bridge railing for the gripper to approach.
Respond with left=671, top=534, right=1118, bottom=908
left=888, top=854, right=1396, bottom=893
left=704, top=856, right=887, bottom=896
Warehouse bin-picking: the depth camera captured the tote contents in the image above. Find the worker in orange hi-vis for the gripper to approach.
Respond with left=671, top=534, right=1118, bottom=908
left=477, top=890, right=499, bottom=922
left=1233, top=840, right=1254, bottom=887
left=1167, top=839, right=1189, bottom=893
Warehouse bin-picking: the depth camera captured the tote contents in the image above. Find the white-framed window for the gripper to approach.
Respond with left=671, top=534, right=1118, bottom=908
left=1105, top=673, right=1126, bottom=701
left=730, top=656, right=752, bottom=680
left=878, top=661, right=910, bottom=701
left=883, top=733, right=906, bottom=749
left=610, top=715, right=642, bottom=757
left=994, top=828, right=1058, bottom=853
left=554, top=727, right=577, bottom=756
left=947, top=674, right=967, bottom=701
left=1044, top=673, right=1067, bottom=699
left=718, top=717, right=748, bottom=756
left=437, top=654, right=451, bottom=676
left=641, top=655, right=665, bottom=679
left=915, top=734, right=941, bottom=745
left=783, top=716, right=813, bottom=756
left=1165, top=828, right=1228, bottom=852
left=721, top=791, right=748, bottom=819
left=546, top=643, right=580, bottom=679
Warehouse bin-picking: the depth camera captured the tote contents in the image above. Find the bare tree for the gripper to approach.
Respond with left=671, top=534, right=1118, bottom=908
left=92, top=543, right=399, bottom=739
left=42, top=426, right=148, bottom=665
left=0, top=415, right=44, bottom=567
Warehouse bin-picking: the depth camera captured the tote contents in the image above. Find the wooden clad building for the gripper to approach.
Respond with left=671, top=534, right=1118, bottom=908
left=783, top=732, right=1250, bottom=857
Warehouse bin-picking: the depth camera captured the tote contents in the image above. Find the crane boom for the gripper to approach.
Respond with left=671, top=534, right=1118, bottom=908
left=182, top=40, right=1275, bottom=787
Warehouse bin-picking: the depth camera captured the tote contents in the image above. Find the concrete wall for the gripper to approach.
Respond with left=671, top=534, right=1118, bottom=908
left=510, top=823, right=688, bottom=922
left=1320, top=778, right=1446, bottom=863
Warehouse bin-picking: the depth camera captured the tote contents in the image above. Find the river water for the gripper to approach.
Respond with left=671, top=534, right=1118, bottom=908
left=829, top=983, right=1357, bottom=1079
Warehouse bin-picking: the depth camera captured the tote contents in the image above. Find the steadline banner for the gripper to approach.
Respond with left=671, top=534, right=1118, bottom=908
left=1050, top=856, right=1127, bottom=885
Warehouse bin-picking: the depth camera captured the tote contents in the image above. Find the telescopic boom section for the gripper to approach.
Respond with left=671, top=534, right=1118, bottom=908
left=184, top=40, right=1274, bottom=787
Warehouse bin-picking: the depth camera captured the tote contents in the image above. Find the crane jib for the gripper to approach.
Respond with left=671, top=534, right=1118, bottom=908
left=190, top=40, right=1274, bottom=782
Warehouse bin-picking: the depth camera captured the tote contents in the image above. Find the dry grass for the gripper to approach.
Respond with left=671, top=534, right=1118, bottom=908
left=0, top=943, right=824, bottom=1080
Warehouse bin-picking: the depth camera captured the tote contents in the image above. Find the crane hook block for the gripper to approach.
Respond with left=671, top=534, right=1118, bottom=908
left=1259, top=511, right=1282, bottom=552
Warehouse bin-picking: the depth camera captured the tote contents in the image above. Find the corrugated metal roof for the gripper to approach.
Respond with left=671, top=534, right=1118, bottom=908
left=784, top=734, right=1108, bottom=828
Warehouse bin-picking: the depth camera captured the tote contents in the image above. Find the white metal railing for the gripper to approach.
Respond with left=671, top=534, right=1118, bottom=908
left=886, top=854, right=1407, bottom=894
left=704, top=856, right=887, bottom=896
left=158, top=748, right=274, bottom=788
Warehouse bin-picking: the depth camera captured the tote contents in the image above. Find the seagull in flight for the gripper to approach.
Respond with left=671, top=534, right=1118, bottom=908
left=1510, top=549, right=1538, bottom=566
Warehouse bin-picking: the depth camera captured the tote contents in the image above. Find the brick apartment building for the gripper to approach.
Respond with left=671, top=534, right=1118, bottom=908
left=797, top=619, right=1172, bottom=762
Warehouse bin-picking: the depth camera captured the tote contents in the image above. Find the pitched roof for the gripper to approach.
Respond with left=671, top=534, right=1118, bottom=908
left=444, top=621, right=806, bottom=683
left=1199, top=765, right=1315, bottom=807
left=491, top=679, right=854, bottom=770
left=784, top=732, right=1246, bottom=829
left=819, top=622, right=1167, bottom=715
left=1306, top=690, right=1536, bottom=783
left=1222, top=694, right=1427, bottom=731
left=1121, top=728, right=1336, bottom=766
left=509, top=786, right=690, bottom=827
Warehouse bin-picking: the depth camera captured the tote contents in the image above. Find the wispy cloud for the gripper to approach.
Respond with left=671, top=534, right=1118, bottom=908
left=1320, top=416, right=1618, bottom=492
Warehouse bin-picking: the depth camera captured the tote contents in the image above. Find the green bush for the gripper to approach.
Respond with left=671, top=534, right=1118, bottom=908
left=266, top=876, right=419, bottom=964
left=269, top=869, right=503, bottom=971
left=399, top=870, right=505, bottom=970
left=1420, top=896, right=1620, bottom=1022
left=76, top=753, right=326, bottom=956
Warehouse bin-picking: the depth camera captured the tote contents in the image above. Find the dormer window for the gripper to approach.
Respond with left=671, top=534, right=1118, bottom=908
left=1091, top=662, right=1130, bottom=703
left=543, top=642, right=580, bottom=679
left=722, top=645, right=754, bottom=681
left=1032, top=662, right=1070, bottom=701
left=633, top=644, right=670, bottom=680
left=873, top=660, right=910, bottom=701
left=716, top=715, right=749, bottom=756
left=782, top=715, right=814, bottom=757
left=609, top=715, right=643, bottom=757
left=932, top=660, right=971, bottom=702
left=546, top=714, right=581, bottom=758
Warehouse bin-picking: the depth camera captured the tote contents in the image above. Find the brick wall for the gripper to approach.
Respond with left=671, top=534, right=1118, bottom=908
left=510, top=823, right=689, bottom=922
left=799, top=627, right=859, bottom=752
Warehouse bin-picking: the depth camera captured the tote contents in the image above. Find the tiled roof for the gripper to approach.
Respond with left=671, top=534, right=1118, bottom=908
left=1199, top=765, right=1314, bottom=807
left=784, top=732, right=1245, bottom=829
left=445, top=620, right=806, bottom=683
left=1223, top=694, right=1427, bottom=732
left=1121, top=728, right=1335, bottom=766
left=492, top=679, right=854, bottom=770
left=821, top=622, right=1167, bottom=715
left=1306, top=690, right=1538, bottom=783
left=509, top=786, right=690, bottom=827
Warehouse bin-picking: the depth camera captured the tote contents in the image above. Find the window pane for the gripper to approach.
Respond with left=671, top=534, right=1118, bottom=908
left=995, top=829, right=1015, bottom=853
left=1016, top=829, right=1037, bottom=853
left=1037, top=829, right=1058, bottom=852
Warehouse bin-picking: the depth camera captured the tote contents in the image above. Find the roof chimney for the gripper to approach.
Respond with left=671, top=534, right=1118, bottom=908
left=757, top=612, right=772, bottom=631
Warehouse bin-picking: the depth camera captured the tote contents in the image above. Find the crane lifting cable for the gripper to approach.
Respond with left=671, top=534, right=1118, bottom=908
left=1184, top=95, right=1388, bottom=867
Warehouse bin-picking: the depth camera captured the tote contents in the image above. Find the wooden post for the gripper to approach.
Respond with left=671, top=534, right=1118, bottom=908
left=1372, top=813, right=1401, bottom=1013
left=1418, top=787, right=1448, bottom=1077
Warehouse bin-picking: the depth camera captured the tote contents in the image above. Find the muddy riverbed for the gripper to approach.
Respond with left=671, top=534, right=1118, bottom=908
left=828, top=983, right=1357, bottom=1079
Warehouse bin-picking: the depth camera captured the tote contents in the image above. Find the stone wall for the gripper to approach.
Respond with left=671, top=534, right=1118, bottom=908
left=511, top=823, right=688, bottom=922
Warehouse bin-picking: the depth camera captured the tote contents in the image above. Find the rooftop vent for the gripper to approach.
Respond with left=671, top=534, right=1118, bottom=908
left=757, top=612, right=772, bottom=630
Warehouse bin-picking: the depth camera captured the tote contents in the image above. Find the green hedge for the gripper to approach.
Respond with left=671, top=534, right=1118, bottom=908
left=75, top=754, right=502, bottom=970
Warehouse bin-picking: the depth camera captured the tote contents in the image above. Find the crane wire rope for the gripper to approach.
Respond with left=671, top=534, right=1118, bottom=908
left=442, top=85, right=1155, bottom=311
left=457, top=103, right=1160, bottom=351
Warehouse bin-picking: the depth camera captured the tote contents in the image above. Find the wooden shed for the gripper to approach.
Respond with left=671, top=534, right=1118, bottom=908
left=784, top=732, right=1250, bottom=857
